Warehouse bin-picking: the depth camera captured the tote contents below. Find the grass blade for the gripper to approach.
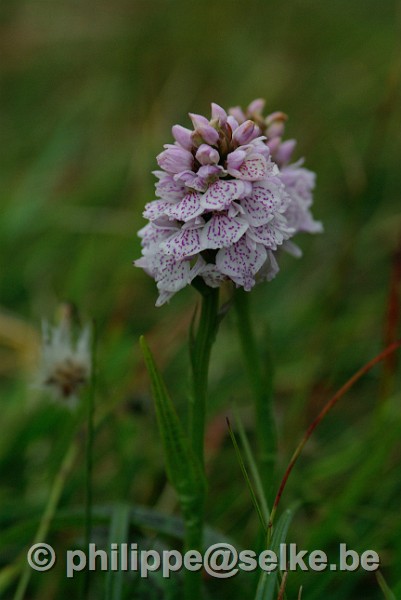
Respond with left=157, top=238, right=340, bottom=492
left=227, top=417, right=267, bottom=533
left=105, top=503, right=131, bottom=600
left=254, top=508, right=295, bottom=600
left=376, top=572, right=397, bottom=600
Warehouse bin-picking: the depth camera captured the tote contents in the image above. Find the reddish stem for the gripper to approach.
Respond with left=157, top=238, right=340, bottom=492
left=269, top=339, right=401, bottom=529
left=381, top=239, right=401, bottom=399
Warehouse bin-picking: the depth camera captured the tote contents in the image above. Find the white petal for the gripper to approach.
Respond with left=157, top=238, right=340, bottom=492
left=246, top=217, right=292, bottom=250
left=160, top=228, right=202, bottom=259
left=155, top=173, right=185, bottom=201
left=156, top=256, right=191, bottom=292
left=238, top=155, right=267, bottom=181
left=201, top=215, right=248, bottom=250
left=165, top=190, right=204, bottom=222
left=241, top=181, right=286, bottom=227
left=216, top=238, right=267, bottom=290
left=201, top=180, right=245, bottom=210
left=155, top=290, right=175, bottom=306
left=257, top=250, right=280, bottom=282
left=143, top=200, right=172, bottom=220
left=282, top=240, right=303, bottom=257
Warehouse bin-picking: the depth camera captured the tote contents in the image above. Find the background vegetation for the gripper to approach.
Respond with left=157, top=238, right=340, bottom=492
left=1, top=1, right=401, bottom=598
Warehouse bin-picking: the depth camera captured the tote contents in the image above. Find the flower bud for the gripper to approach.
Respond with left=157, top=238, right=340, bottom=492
left=247, top=98, right=265, bottom=117
left=228, top=106, right=246, bottom=124
left=195, top=143, right=220, bottom=165
left=275, top=139, right=297, bottom=166
left=226, top=148, right=246, bottom=172
left=157, top=144, right=194, bottom=174
left=211, top=103, right=227, bottom=123
left=265, top=111, right=288, bottom=138
left=172, top=125, right=193, bottom=150
left=232, top=120, right=260, bottom=145
left=266, top=136, right=282, bottom=155
left=189, top=113, right=219, bottom=145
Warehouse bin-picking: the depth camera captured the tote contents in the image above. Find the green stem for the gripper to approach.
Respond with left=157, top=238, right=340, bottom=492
left=184, top=280, right=219, bottom=600
left=189, top=281, right=220, bottom=469
left=233, top=288, right=276, bottom=495
left=182, top=500, right=205, bottom=600
left=82, top=324, right=96, bottom=600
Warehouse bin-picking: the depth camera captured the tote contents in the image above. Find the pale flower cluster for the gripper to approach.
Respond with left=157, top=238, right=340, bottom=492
left=135, top=99, right=322, bottom=305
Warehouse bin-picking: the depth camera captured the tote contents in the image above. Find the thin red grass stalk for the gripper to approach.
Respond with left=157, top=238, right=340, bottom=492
left=268, top=340, right=401, bottom=532
left=381, top=238, right=401, bottom=399
left=277, top=570, right=288, bottom=600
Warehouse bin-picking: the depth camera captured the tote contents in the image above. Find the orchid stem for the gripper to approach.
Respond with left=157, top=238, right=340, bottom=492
left=185, top=279, right=219, bottom=600
left=189, top=281, right=219, bottom=469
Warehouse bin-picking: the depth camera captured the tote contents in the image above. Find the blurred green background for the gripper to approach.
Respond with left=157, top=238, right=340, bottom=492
left=1, top=1, right=401, bottom=598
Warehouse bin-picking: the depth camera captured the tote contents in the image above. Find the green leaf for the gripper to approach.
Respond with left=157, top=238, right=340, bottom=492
left=105, top=503, right=131, bottom=600
left=254, top=508, right=295, bottom=600
left=139, top=336, right=206, bottom=510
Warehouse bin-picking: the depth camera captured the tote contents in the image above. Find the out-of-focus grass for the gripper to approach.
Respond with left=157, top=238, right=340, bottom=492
left=1, top=1, right=401, bottom=598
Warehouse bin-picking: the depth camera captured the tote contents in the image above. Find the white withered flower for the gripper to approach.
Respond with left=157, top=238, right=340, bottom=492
left=38, top=319, right=91, bottom=408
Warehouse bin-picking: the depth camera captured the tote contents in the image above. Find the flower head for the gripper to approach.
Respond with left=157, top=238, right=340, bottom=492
left=37, top=315, right=91, bottom=408
left=135, top=100, right=322, bottom=305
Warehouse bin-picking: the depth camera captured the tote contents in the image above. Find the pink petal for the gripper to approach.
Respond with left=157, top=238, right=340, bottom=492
left=160, top=228, right=202, bottom=259
left=201, top=215, right=248, bottom=250
left=165, top=191, right=204, bottom=221
left=155, top=173, right=185, bottom=201
left=138, top=223, right=178, bottom=249
left=216, top=238, right=267, bottom=290
left=156, top=255, right=191, bottom=292
left=247, top=222, right=285, bottom=250
left=143, top=200, right=172, bottom=220
left=200, top=180, right=245, bottom=211
left=238, top=154, right=267, bottom=181
left=241, top=181, right=286, bottom=227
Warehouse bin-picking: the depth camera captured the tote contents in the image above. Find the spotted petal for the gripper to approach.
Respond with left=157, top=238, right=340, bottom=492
left=138, top=223, right=179, bottom=251
left=247, top=220, right=287, bottom=250
left=242, top=181, right=286, bottom=227
left=156, top=255, right=191, bottom=292
left=201, top=180, right=245, bottom=211
left=201, top=215, right=249, bottom=250
left=238, top=154, right=267, bottom=181
left=154, top=172, right=186, bottom=201
left=143, top=200, right=172, bottom=221
left=160, top=228, right=202, bottom=259
left=165, top=190, right=204, bottom=222
left=216, top=238, right=267, bottom=290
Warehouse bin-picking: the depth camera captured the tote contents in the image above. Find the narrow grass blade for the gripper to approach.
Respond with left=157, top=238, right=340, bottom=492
left=227, top=418, right=267, bottom=533
left=254, top=508, right=295, bottom=600
left=105, top=503, right=131, bottom=600
left=376, top=572, right=397, bottom=600
left=234, top=408, right=270, bottom=525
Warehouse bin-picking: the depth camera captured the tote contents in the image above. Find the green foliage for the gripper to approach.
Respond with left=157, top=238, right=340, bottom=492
left=1, top=0, right=401, bottom=598
left=139, top=336, right=206, bottom=505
